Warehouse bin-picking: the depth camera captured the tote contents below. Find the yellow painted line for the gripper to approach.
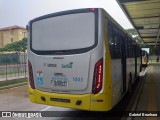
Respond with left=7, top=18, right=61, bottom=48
left=147, top=66, right=157, bottom=120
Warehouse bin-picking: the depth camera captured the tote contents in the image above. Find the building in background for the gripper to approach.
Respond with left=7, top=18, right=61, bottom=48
left=0, top=25, right=27, bottom=47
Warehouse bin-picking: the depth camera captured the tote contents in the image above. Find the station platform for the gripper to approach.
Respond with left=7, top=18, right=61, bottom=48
left=132, top=63, right=160, bottom=120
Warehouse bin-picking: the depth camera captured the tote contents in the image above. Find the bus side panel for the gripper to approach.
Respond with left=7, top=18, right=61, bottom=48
left=90, top=10, right=112, bottom=111
left=103, top=12, right=123, bottom=108
left=28, top=31, right=36, bottom=103
left=137, top=48, right=141, bottom=76
left=90, top=93, right=111, bottom=111
left=134, top=45, right=141, bottom=80
left=103, top=37, right=112, bottom=110
left=137, top=57, right=141, bottom=73
left=102, top=13, right=112, bottom=110
left=111, top=60, right=123, bottom=106
left=126, top=58, right=135, bottom=85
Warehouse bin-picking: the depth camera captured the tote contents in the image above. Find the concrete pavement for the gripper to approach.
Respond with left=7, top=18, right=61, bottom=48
left=133, top=63, right=160, bottom=120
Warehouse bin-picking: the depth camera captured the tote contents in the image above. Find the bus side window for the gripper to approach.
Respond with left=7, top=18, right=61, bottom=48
left=127, top=38, right=133, bottom=58
left=125, top=37, right=128, bottom=58
left=138, top=47, right=141, bottom=57
left=108, top=23, right=114, bottom=59
left=113, top=28, right=121, bottom=59
left=132, top=40, right=135, bottom=58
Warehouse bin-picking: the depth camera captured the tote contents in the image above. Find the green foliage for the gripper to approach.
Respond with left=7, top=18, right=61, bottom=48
left=126, top=29, right=137, bottom=37
left=0, top=38, right=27, bottom=64
left=0, top=37, right=27, bottom=54
left=19, top=37, right=27, bottom=53
left=126, top=29, right=143, bottom=45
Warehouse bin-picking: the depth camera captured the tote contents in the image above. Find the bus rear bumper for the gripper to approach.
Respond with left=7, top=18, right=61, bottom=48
left=28, top=87, right=112, bottom=111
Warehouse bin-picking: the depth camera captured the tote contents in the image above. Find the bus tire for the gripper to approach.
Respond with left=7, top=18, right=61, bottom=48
left=128, top=73, right=132, bottom=94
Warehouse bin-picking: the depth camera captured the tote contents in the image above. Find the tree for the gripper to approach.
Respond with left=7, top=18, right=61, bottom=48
left=0, top=37, right=27, bottom=53
left=126, top=29, right=143, bottom=45
left=126, top=29, right=138, bottom=37
left=20, top=37, right=27, bottom=53
left=18, top=37, right=27, bottom=63
left=0, top=37, right=27, bottom=63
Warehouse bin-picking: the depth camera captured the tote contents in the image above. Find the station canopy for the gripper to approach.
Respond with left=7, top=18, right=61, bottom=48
left=117, top=0, right=160, bottom=46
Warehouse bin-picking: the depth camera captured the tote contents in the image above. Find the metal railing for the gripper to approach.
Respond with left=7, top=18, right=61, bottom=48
left=0, top=63, right=27, bottom=81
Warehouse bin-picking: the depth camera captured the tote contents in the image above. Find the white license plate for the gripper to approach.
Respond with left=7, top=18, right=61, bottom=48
left=53, top=80, right=67, bottom=87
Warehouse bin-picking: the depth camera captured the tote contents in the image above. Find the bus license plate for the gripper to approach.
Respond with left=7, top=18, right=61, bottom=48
left=53, top=81, right=67, bottom=87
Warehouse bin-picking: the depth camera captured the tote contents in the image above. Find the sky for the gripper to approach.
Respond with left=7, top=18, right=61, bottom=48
left=0, top=0, right=133, bottom=29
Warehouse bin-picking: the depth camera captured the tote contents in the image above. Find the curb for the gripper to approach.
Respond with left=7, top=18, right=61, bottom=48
left=126, top=76, right=145, bottom=120
left=0, top=77, right=28, bottom=90
left=0, top=77, right=27, bottom=84
left=0, top=82, right=27, bottom=90
left=120, top=67, right=148, bottom=120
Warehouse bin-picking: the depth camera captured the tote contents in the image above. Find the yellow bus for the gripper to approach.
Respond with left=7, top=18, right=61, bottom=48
left=142, top=50, right=148, bottom=67
left=28, top=8, right=141, bottom=111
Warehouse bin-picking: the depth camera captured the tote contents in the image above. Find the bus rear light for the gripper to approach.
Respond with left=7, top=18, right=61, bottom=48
left=89, top=8, right=97, bottom=11
left=28, top=60, right=35, bottom=89
left=92, top=58, right=103, bottom=94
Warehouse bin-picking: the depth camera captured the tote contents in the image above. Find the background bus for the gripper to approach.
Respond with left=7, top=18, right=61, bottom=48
left=28, top=8, right=141, bottom=111
left=142, top=50, right=149, bottom=67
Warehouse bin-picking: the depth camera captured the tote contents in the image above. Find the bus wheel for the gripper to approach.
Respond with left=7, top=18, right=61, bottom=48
left=128, top=74, right=132, bottom=94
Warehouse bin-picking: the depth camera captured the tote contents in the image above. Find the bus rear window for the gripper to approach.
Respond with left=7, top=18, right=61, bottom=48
left=31, top=12, right=95, bottom=51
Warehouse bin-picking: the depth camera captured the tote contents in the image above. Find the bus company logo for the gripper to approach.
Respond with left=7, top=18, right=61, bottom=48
left=43, top=63, right=57, bottom=67
left=61, top=62, right=73, bottom=68
left=47, top=64, right=57, bottom=67
left=52, top=76, right=68, bottom=81
left=54, top=72, right=65, bottom=77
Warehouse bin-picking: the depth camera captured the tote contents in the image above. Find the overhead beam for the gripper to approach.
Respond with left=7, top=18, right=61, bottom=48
left=119, top=0, right=147, bottom=3
left=145, top=43, right=160, bottom=45
left=117, top=0, right=160, bottom=46
left=143, top=38, right=157, bottom=41
left=123, top=0, right=160, bottom=5
left=141, top=33, right=158, bottom=37
left=132, top=16, right=160, bottom=19
left=146, top=45, right=160, bottom=46
left=142, top=36, right=158, bottom=39
left=138, top=28, right=159, bottom=31
left=145, top=41, right=160, bottom=43
left=116, top=0, right=145, bottom=44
